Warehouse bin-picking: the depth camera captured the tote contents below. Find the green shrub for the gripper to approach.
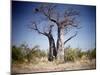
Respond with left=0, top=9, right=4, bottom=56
left=86, top=48, right=96, bottom=59
left=12, top=46, right=24, bottom=62
left=12, top=44, right=47, bottom=63
left=76, top=49, right=86, bottom=59
left=64, top=47, right=87, bottom=62
left=25, top=46, right=47, bottom=63
left=91, top=48, right=96, bottom=58
left=64, top=47, right=96, bottom=62
left=64, top=48, right=78, bottom=62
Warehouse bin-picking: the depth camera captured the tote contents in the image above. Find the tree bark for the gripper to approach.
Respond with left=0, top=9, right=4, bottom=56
left=57, top=26, right=64, bottom=62
left=47, top=34, right=57, bottom=61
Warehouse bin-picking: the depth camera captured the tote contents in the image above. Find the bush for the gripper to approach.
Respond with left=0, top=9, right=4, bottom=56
left=86, top=48, right=96, bottom=59
left=76, top=49, right=86, bottom=59
left=91, top=48, right=96, bottom=58
left=64, top=47, right=96, bottom=62
left=64, top=47, right=88, bottom=62
left=12, top=44, right=47, bottom=64
left=64, top=48, right=78, bottom=62
left=25, top=46, right=47, bottom=63
left=12, top=46, right=24, bottom=62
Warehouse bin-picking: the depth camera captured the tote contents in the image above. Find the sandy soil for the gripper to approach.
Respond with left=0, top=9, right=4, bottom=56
left=12, top=59, right=96, bottom=74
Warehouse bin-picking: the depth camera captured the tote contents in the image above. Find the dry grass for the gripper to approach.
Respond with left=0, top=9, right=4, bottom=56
left=12, top=57, right=96, bottom=74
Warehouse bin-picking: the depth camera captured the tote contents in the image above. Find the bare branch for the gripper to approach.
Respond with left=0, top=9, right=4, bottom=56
left=34, top=4, right=59, bottom=25
left=42, top=8, right=58, bottom=25
left=59, top=8, right=79, bottom=28
left=67, top=17, right=79, bottom=27
left=64, top=31, right=78, bottom=45
left=59, top=16, right=79, bottom=29
left=48, top=25, right=54, bottom=34
left=29, top=21, right=48, bottom=36
left=64, top=8, right=79, bottom=17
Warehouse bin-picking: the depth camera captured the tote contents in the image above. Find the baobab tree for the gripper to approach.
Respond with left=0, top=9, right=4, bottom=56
left=56, top=8, right=79, bottom=62
left=29, top=3, right=80, bottom=62
left=29, top=21, right=57, bottom=61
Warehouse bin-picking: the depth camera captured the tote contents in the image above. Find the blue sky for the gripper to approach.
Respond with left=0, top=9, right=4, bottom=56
left=12, top=1, right=96, bottom=51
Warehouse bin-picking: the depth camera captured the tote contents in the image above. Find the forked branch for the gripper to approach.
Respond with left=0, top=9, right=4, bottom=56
left=29, top=21, right=48, bottom=36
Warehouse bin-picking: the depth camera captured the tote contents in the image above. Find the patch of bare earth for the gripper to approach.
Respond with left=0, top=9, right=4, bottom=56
left=12, top=59, right=96, bottom=74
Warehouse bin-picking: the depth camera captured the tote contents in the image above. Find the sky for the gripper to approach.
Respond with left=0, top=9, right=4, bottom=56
left=12, top=1, right=96, bottom=51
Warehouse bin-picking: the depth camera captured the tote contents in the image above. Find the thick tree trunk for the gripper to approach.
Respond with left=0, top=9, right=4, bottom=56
left=48, top=34, right=57, bottom=61
left=57, top=27, right=64, bottom=62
